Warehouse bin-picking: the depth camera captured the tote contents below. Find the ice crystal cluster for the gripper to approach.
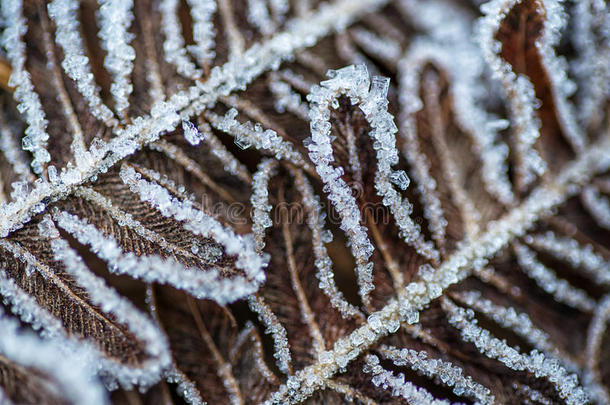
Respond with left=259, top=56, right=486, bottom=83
left=0, top=0, right=608, bottom=404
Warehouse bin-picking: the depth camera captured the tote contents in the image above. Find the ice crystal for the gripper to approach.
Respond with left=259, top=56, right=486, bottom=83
left=0, top=0, right=609, bottom=403
left=181, top=120, right=207, bottom=146
left=120, top=164, right=268, bottom=300
left=0, top=0, right=50, bottom=173
left=97, top=0, right=135, bottom=117
left=582, top=185, right=610, bottom=230
left=442, top=298, right=588, bottom=404
left=160, top=0, right=203, bottom=80
left=48, top=0, right=117, bottom=126
left=363, top=354, right=451, bottom=405
left=39, top=215, right=172, bottom=388
left=53, top=209, right=256, bottom=304
left=514, top=242, right=596, bottom=311
left=250, top=158, right=277, bottom=251
left=378, top=344, right=495, bottom=404
left=248, top=0, right=275, bottom=36
left=186, top=0, right=217, bottom=65
left=476, top=0, right=548, bottom=189
left=526, top=231, right=610, bottom=286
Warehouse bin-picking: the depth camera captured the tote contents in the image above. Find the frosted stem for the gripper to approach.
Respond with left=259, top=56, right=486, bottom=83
left=441, top=297, right=587, bottom=405
left=0, top=0, right=50, bottom=173
left=40, top=13, right=87, bottom=160
left=160, top=0, right=203, bottom=80
left=363, top=354, right=451, bottom=405
left=378, top=344, right=495, bottom=404
left=186, top=0, right=217, bottom=67
left=47, top=0, right=117, bottom=126
left=292, top=168, right=364, bottom=320
left=452, top=290, right=580, bottom=371
left=525, top=231, right=610, bottom=286
left=535, top=0, right=586, bottom=153
left=513, top=242, right=596, bottom=312
left=307, top=64, right=440, bottom=305
left=397, top=50, right=449, bottom=249
left=250, top=159, right=278, bottom=252
left=248, top=0, right=276, bottom=36
left=205, top=109, right=311, bottom=171
left=0, top=0, right=391, bottom=237
left=476, top=0, right=546, bottom=190
left=54, top=209, right=257, bottom=305
left=581, top=186, right=610, bottom=230
left=247, top=295, right=293, bottom=375
left=265, top=136, right=610, bottom=404
left=120, top=164, right=268, bottom=299
left=98, top=0, right=136, bottom=118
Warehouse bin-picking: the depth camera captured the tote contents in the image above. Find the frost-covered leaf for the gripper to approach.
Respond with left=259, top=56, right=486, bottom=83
left=0, top=0, right=609, bottom=403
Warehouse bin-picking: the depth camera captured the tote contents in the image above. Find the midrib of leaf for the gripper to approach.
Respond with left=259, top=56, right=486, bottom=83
left=264, top=135, right=610, bottom=404
left=0, top=0, right=389, bottom=237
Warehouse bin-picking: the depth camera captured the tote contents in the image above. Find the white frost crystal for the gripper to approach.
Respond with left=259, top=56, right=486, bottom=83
left=379, top=344, right=495, bottom=404
left=397, top=57, right=449, bottom=247
left=581, top=186, right=610, bottom=230
left=453, top=290, right=581, bottom=373
left=54, top=209, right=257, bottom=305
left=514, top=242, right=596, bottom=312
left=206, top=109, right=310, bottom=170
left=250, top=159, right=278, bottom=252
left=267, top=139, right=610, bottom=404
left=120, top=164, right=268, bottom=302
left=398, top=38, right=515, bottom=206
left=48, top=0, right=117, bottom=126
left=97, top=0, right=135, bottom=117
left=442, top=298, right=588, bottom=405
left=584, top=294, right=610, bottom=404
left=306, top=65, right=376, bottom=306
left=306, top=64, right=438, bottom=305
left=293, top=170, right=363, bottom=320
left=363, top=354, right=451, bottom=405
left=247, top=295, right=293, bottom=375
left=166, top=366, right=205, bottom=405
left=0, top=112, right=33, bottom=183
left=0, top=0, right=387, bottom=238
left=0, top=0, right=50, bottom=173
left=160, top=0, right=203, bottom=79
left=268, top=0, right=289, bottom=23
left=476, top=0, right=546, bottom=189
left=535, top=0, right=586, bottom=153
left=0, top=0, right=608, bottom=402
left=571, top=0, right=610, bottom=127
left=186, top=0, right=217, bottom=65
left=269, top=77, right=310, bottom=120
left=350, top=28, right=402, bottom=64
left=248, top=0, right=275, bottom=36
left=526, top=231, right=610, bottom=286
left=182, top=120, right=208, bottom=146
